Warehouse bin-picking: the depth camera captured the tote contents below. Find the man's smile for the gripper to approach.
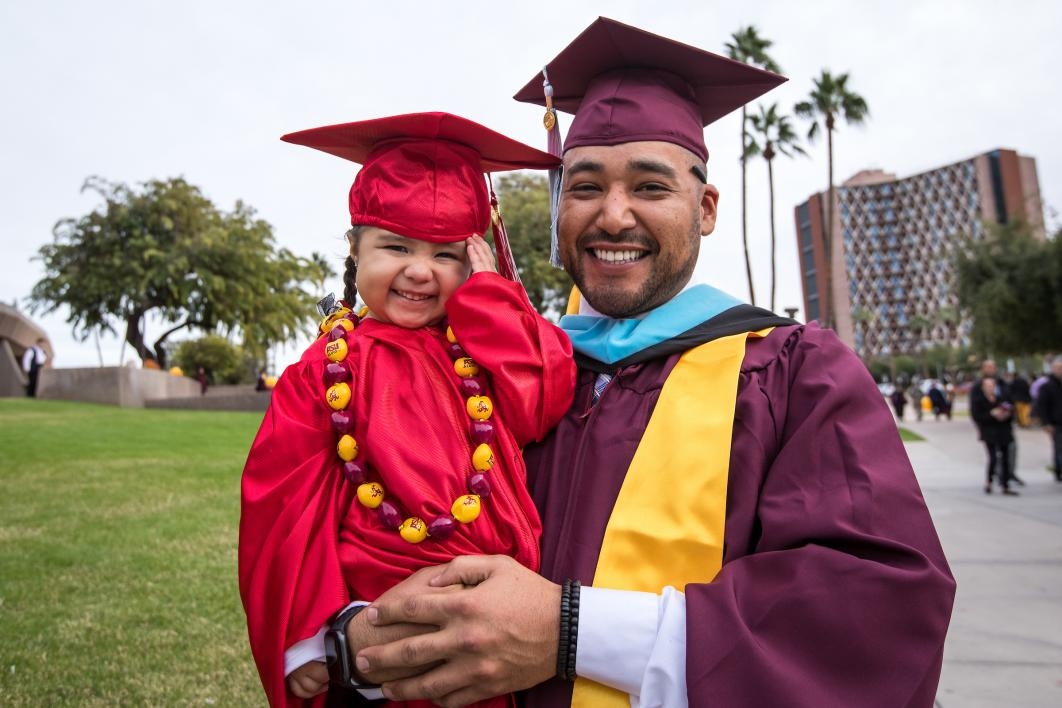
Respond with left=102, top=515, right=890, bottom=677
left=589, top=248, right=648, bottom=264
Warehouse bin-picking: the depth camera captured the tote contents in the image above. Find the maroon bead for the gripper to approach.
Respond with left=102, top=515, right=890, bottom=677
left=328, top=325, right=348, bottom=342
left=330, top=410, right=354, bottom=435
left=470, top=419, right=495, bottom=445
left=377, top=501, right=402, bottom=530
left=427, top=516, right=457, bottom=540
left=341, top=460, right=367, bottom=485
left=324, top=362, right=350, bottom=386
left=468, top=473, right=492, bottom=498
left=447, top=343, right=467, bottom=360
left=460, top=377, right=484, bottom=397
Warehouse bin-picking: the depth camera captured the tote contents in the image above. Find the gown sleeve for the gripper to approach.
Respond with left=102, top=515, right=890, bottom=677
left=238, top=345, right=352, bottom=708
left=446, top=272, right=575, bottom=447
left=683, top=326, right=956, bottom=707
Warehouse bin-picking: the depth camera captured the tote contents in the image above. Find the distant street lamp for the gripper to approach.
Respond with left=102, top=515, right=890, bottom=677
left=784, top=307, right=799, bottom=320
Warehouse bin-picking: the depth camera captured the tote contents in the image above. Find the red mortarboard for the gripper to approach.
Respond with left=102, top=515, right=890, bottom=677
left=513, top=17, right=787, bottom=161
left=282, top=112, right=559, bottom=242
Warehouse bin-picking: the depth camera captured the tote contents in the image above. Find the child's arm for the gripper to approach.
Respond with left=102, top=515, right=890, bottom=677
left=447, top=269, right=576, bottom=446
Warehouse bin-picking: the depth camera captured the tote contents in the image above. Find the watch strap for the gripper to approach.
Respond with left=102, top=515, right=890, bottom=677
left=324, top=604, right=380, bottom=689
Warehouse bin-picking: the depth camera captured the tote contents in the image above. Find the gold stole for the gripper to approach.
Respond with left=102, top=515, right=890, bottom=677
left=571, top=328, right=771, bottom=707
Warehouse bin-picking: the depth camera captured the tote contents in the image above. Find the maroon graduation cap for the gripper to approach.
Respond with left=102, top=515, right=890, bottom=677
left=513, top=17, right=787, bottom=161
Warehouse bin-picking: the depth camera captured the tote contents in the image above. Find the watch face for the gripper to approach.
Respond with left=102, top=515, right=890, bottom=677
left=324, top=629, right=349, bottom=685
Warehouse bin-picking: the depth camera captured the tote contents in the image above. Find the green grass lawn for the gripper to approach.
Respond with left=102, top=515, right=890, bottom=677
left=0, top=399, right=265, bottom=706
left=898, top=426, right=926, bottom=442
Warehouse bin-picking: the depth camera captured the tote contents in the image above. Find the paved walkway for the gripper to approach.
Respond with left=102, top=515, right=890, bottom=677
left=899, top=412, right=1062, bottom=707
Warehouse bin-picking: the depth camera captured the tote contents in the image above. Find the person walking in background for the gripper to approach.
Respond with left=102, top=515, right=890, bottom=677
left=195, top=366, right=208, bottom=396
left=908, top=379, right=925, bottom=422
left=1008, top=372, right=1032, bottom=428
left=21, top=338, right=48, bottom=397
left=889, top=384, right=907, bottom=421
left=971, top=375, right=1018, bottom=495
left=928, top=381, right=951, bottom=420
left=1035, top=357, right=1062, bottom=482
left=979, top=362, right=1024, bottom=485
left=255, top=368, right=269, bottom=392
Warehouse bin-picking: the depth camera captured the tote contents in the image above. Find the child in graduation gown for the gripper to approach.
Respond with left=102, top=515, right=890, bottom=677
left=238, top=112, right=575, bottom=708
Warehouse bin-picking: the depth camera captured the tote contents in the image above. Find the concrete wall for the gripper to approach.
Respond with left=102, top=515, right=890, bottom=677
left=36, top=367, right=201, bottom=408
left=145, top=390, right=271, bottom=412
left=0, top=339, right=28, bottom=397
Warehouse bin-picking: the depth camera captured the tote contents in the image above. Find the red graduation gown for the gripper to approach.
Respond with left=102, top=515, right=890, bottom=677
left=240, top=273, right=575, bottom=707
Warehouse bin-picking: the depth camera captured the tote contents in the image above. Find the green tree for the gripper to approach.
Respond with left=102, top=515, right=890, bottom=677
left=725, top=26, right=782, bottom=307
left=795, top=70, right=869, bottom=328
left=746, top=103, right=806, bottom=312
left=172, top=334, right=253, bottom=385
left=29, top=176, right=332, bottom=367
left=493, top=173, right=573, bottom=317
left=954, top=221, right=1062, bottom=355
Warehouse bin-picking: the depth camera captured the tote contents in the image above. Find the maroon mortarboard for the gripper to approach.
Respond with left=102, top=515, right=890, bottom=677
left=281, top=112, right=559, bottom=243
left=513, top=17, right=787, bottom=161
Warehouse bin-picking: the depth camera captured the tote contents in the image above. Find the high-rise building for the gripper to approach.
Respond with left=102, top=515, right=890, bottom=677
left=794, top=148, right=1045, bottom=360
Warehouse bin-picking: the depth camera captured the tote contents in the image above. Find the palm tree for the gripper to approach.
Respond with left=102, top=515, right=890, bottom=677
left=746, top=103, right=806, bottom=312
left=794, top=71, right=869, bottom=328
left=725, top=26, right=781, bottom=306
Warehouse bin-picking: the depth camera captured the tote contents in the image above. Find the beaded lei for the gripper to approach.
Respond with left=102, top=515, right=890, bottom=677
left=318, top=304, right=496, bottom=544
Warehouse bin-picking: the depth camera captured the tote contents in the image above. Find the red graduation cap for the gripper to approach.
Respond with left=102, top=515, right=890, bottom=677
left=281, top=112, right=559, bottom=243
left=513, top=17, right=787, bottom=161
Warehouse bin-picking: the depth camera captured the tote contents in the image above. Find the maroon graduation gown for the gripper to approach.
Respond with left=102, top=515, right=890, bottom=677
left=522, top=323, right=955, bottom=707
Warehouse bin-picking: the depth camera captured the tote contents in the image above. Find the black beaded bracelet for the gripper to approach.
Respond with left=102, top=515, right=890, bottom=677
left=557, top=579, right=581, bottom=681
left=566, top=580, right=580, bottom=680
left=557, top=580, right=571, bottom=679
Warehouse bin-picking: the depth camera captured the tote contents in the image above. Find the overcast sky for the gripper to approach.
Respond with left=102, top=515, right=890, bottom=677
left=3, top=0, right=1059, bottom=369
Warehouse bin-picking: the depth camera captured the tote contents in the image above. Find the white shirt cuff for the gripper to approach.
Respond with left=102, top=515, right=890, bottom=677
left=575, top=586, right=687, bottom=706
left=284, top=626, right=327, bottom=677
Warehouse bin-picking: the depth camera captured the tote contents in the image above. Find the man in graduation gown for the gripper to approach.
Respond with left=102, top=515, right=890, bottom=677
left=351, top=18, right=955, bottom=708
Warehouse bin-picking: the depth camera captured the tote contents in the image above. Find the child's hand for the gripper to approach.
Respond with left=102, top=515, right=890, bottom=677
left=287, top=660, right=329, bottom=699
left=466, top=235, right=498, bottom=274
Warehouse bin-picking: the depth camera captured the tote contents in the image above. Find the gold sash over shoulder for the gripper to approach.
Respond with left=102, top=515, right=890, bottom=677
left=572, top=327, right=772, bottom=707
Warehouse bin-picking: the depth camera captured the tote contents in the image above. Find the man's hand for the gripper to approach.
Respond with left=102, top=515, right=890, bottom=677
left=356, top=555, right=561, bottom=708
left=287, top=661, right=328, bottom=699
left=346, top=566, right=457, bottom=683
left=466, top=235, right=498, bottom=274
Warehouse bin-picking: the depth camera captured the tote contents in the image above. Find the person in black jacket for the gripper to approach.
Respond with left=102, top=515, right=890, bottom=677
left=978, top=361, right=1025, bottom=485
left=971, top=375, right=1018, bottom=495
left=1035, top=357, right=1062, bottom=482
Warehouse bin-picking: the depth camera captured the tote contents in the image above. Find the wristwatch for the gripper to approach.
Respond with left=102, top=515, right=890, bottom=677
left=324, top=604, right=380, bottom=689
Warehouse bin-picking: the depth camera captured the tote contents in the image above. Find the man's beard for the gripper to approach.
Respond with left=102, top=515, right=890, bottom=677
left=564, top=222, right=700, bottom=318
